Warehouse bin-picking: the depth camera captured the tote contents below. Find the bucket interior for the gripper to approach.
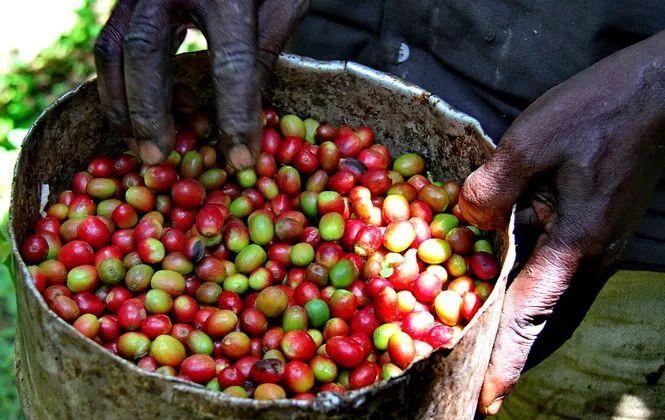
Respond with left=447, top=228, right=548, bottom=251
left=10, top=52, right=514, bottom=419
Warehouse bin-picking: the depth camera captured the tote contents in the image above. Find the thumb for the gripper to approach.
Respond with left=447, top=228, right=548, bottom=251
left=479, top=232, right=582, bottom=415
left=459, top=143, right=533, bottom=230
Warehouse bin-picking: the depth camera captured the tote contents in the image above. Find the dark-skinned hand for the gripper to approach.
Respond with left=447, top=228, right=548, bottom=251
left=459, top=31, right=665, bottom=415
left=94, top=0, right=308, bottom=167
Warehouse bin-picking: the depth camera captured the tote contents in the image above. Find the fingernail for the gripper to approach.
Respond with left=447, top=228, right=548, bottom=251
left=138, top=142, right=166, bottom=165
left=485, top=397, right=504, bottom=415
left=228, top=144, right=254, bottom=170
left=125, top=138, right=139, bottom=155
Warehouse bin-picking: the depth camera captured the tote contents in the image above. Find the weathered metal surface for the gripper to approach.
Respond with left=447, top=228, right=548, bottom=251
left=10, top=52, right=515, bottom=419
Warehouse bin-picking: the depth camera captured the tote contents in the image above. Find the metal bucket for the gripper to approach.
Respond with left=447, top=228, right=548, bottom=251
left=10, top=52, right=515, bottom=419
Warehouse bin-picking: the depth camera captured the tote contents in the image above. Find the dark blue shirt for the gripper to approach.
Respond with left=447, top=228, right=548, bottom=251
left=287, top=0, right=665, bottom=269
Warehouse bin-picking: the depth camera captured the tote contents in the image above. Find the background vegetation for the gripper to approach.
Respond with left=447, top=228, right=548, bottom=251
left=0, top=3, right=104, bottom=417
left=0, top=1, right=204, bottom=417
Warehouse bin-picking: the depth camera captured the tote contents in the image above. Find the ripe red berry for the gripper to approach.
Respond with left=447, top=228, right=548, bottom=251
left=77, top=216, right=111, bottom=249
left=58, top=240, right=95, bottom=270
left=256, top=152, right=277, bottom=177
left=180, top=354, right=217, bottom=383
left=250, top=358, right=284, bottom=384
left=357, top=148, right=387, bottom=170
left=328, top=171, right=355, bottom=195
left=335, top=133, right=363, bottom=157
left=195, top=205, right=225, bottom=237
left=283, top=360, right=315, bottom=393
left=280, top=330, right=316, bottom=361
left=144, top=165, right=178, bottom=192
left=171, top=179, right=206, bottom=209
left=262, top=128, right=282, bottom=155
left=325, top=336, right=364, bottom=368
left=117, top=298, right=147, bottom=331
left=112, top=203, right=139, bottom=229
left=349, top=361, right=379, bottom=389
left=360, top=169, right=391, bottom=195
left=469, top=252, right=499, bottom=280
left=277, top=136, right=303, bottom=164
left=21, top=235, right=49, bottom=264
left=293, top=148, right=319, bottom=174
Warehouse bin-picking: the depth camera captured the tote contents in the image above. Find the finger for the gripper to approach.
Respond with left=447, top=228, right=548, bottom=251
left=94, top=0, right=138, bottom=138
left=515, top=207, right=540, bottom=229
left=524, top=259, right=613, bottom=370
left=459, top=142, right=536, bottom=230
left=256, top=0, right=309, bottom=84
left=479, top=233, right=583, bottom=415
left=123, top=0, right=179, bottom=164
left=196, top=0, right=261, bottom=170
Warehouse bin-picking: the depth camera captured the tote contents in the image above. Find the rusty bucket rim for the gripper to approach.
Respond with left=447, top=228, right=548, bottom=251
left=10, top=51, right=515, bottom=413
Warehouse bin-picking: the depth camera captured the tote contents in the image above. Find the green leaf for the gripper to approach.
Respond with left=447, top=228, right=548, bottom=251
left=0, top=243, right=9, bottom=266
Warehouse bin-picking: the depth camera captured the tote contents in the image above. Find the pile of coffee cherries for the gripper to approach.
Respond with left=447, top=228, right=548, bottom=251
left=21, top=106, right=499, bottom=400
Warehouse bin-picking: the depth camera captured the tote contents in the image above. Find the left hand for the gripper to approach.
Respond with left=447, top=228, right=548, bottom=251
left=459, top=31, right=665, bottom=415
left=94, top=0, right=308, bottom=167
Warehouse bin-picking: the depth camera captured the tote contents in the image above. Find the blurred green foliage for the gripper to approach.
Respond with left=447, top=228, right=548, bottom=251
left=0, top=1, right=207, bottom=417
left=0, top=211, right=18, bottom=419
left=0, top=0, right=104, bottom=151
left=0, top=1, right=106, bottom=418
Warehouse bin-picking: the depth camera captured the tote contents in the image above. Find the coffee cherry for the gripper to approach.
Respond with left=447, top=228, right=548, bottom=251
left=393, top=153, right=425, bottom=177
left=254, top=383, right=286, bottom=400
left=256, top=286, right=289, bottom=318
left=21, top=235, right=49, bottom=264
left=23, top=109, right=503, bottom=400
left=469, top=252, right=499, bottom=280
left=150, top=334, right=186, bottom=367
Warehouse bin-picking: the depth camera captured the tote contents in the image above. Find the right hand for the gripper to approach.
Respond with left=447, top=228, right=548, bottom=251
left=94, top=0, right=309, bottom=167
left=459, top=31, right=665, bottom=415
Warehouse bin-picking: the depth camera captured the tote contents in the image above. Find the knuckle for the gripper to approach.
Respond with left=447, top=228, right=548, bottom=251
left=461, top=173, right=486, bottom=206
left=600, top=237, right=629, bottom=265
left=258, top=34, right=281, bottom=56
left=495, top=135, right=528, bottom=159
left=219, top=113, right=260, bottom=143
left=542, top=240, right=581, bottom=273
left=500, top=299, right=546, bottom=347
left=256, top=51, right=274, bottom=79
left=505, top=315, right=541, bottom=345
left=123, top=20, right=165, bottom=57
left=128, top=109, right=157, bottom=133
left=103, top=107, right=131, bottom=133
left=211, top=42, right=256, bottom=79
left=95, top=30, right=123, bottom=62
left=459, top=168, right=513, bottom=229
left=489, top=320, right=535, bottom=383
left=553, top=215, right=601, bottom=256
left=495, top=136, right=542, bottom=176
left=128, top=110, right=161, bottom=141
left=519, top=247, right=579, bottom=299
left=128, top=106, right=174, bottom=142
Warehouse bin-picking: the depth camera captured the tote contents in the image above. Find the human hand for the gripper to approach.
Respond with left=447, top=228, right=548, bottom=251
left=94, top=0, right=308, bottom=167
left=459, top=32, right=665, bottom=415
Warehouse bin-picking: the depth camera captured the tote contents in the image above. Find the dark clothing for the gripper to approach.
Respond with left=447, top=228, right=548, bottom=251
left=287, top=0, right=665, bottom=269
